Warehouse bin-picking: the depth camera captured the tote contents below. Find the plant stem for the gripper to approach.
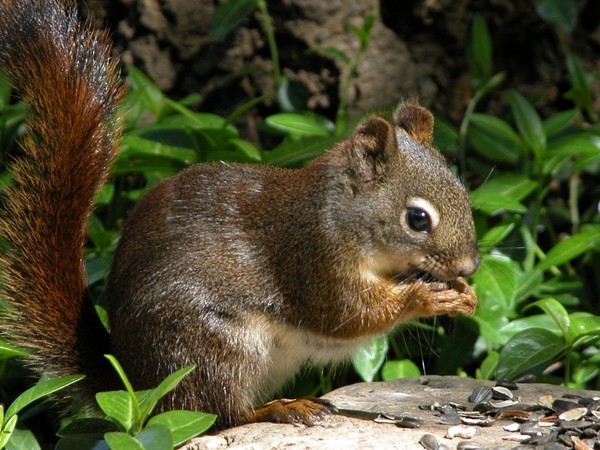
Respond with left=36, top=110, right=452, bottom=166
left=257, top=0, right=280, bottom=85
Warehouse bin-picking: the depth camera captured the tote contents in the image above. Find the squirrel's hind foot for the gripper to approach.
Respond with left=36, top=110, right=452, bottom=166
left=250, top=397, right=337, bottom=426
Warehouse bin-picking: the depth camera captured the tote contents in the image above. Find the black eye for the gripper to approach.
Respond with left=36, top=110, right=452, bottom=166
left=407, top=207, right=431, bottom=233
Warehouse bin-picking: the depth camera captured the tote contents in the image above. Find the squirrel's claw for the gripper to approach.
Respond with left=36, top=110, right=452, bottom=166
left=251, top=397, right=338, bottom=426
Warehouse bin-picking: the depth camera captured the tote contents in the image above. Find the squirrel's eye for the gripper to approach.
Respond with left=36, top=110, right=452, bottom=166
left=407, top=207, right=431, bottom=233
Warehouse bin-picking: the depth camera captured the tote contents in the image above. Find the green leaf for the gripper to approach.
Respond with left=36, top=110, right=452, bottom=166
left=0, top=415, right=18, bottom=449
left=544, top=133, right=600, bottom=175
left=565, top=54, right=594, bottom=117
left=480, top=219, right=517, bottom=250
left=468, top=113, right=525, bottom=164
left=352, top=336, right=388, bottom=382
left=0, top=338, right=27, bottom=359
left=477, top=351, right=499, bottom=380
left=470, top=13, right=492, bottom=82
left=525, top=298, right=570, bottom=339
left=138, top=365, right=196, bottom=425
left=568, top=313, right=600, bottom=346
left=543, top=109, right=579, bottom=138
left=264, top=136, right=336, bottom=167
left=126, top=66, right=166, bottom=119
left=5, top=375, right=84, bottom=420
left=532, top=0, right=577, bottom=32
left=135, top=424, right=173, bottom=450
left=147, top=411, right=216, bottom=446
left=104, top=432, right=144, bottom=450
left=211, top=0, right=260, bottom=41
left=471, top=175, right=538, bottom=215
left=380, top=360, right=421, bottom=381
left=535, top=229, right=600, bottom=272
left=265, top=113, right=333, bottom=137
left=58, top=418, right=119, bottom=440
left=96, top=391, right=135, bottom=433
left=507, top=90, right=547, bottom=162
left=320, top=47, right=351, bottom=66
left=4, top=428, right=41, bottom=450
left=497, top=328, right=567, bottom=380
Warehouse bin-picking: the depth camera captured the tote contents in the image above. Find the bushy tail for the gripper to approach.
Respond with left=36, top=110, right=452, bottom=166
left=0, top=0, right=124, bottom=404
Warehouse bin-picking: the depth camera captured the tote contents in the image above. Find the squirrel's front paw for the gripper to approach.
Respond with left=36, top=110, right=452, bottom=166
left=415, top=277, right=478, bottom=317
left=251, top=397, right=337, bottom=426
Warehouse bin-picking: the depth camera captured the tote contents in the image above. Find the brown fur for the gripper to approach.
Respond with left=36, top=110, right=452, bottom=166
left=0, top=0, right=479, bottom=431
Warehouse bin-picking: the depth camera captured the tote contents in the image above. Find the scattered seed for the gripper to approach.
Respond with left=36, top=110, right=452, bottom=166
left=419, top=433, right=439, bottom=450
left=456, top=441, right=487, bottom=449
left=553, top=399, right=580, bottom=412
left=489, top=399, right=518, bottom=409
left=396, top=416, right=424, bottom=429
left=496, top=408, right=531, bottom=421
left=502, top=433, right=532, bottom=442
left=496, top=379, right=518, bottom=390
left=559, top=407, right=588, bottom=421
left=513, top=374, right=536, bottom=383
left=446, top=425, right=476, bottom=439
left=559, top=420, right=593, bottom=431
left=539, top=394, right=554, bottom=409
left=503, top=422, right=520, bottom=432
left=469, top=386, right=493, bottom=404
left=492, top=386, right=513, bottom=400
left=572, top=435, right=594, bottom=450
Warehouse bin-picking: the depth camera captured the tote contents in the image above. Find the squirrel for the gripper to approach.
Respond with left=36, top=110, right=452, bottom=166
left=0, top=0, right=479, bottom=431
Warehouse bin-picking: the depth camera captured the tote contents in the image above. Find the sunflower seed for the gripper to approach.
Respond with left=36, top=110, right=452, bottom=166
left=559, top=407, right=588, bottom=421
left=469, top=386, right=493, bottom=404
left=419, top=433, right=439, bottom=450
left=492, top=386, right=514, bottom=400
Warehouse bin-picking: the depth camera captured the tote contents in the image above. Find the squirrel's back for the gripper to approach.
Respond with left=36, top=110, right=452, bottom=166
left=0, top=0, right=124, bottom=403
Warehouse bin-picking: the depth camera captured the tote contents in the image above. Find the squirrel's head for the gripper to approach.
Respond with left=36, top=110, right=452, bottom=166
left=327, top=101, right=480, bottom=284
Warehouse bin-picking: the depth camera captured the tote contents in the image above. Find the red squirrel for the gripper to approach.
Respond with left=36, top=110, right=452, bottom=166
left=0, top=0, right=479, bottom=430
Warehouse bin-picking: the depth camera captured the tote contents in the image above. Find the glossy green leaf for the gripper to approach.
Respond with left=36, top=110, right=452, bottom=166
left=352, top=336, right=388, bottom=382
left=568, top=312, right=600, bottom=345
left=467, top=125, right=521, bottom=164
left=535, top=229, right=600, bottom=272
left=544, top=133, right=600, bottom=175
left=147, top=411, right=216, bottom=446
left=210, top=0, right=259, bottom=41
left=127, top=66, right=166, bottom=119
left=470, top=113, right=526, bottom=150
left=497, top=328, right=567, bottom=380
left=507, top=90, right=547, bottom=161
left=380, top=360, right=421, bottom=381
left=135, top=424, right=173, bottom=450
left=5, top=375, right=84, bottom=420
left=264, top=136, right=336, bottom=167
left=525, top=298, right=570, bottom=338
left=57, top=418, right=119, bottom=439
left=96, top=391, right=135, bottom=433
left=479, top=219, right=517, bottom=251
left=138, top=365, right=196, bottom=425
left=471, top=175, right=537, bottom=215
left=266, top=113, right=333, bottom=137
left=4, top=428, right=41, bottom=450
left=103, top=432, right=144, bottom=450
left=0, top=415, right=17, bottom=449
left=0, top=338, right=27, bottom=359
left=477, top=351, right=499, bottom=380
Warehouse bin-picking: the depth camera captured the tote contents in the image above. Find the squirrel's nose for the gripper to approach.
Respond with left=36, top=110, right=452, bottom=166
left=456, top=253, right=481, bottom=278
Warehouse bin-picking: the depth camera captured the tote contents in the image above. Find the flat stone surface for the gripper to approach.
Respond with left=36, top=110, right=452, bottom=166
left=186, top=376, right=600, bottom=449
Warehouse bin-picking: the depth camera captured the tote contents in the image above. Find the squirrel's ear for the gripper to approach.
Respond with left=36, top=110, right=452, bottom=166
left=348, top=115, right=397, bottom=181
left=393, top=102, right=434, bottom=146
